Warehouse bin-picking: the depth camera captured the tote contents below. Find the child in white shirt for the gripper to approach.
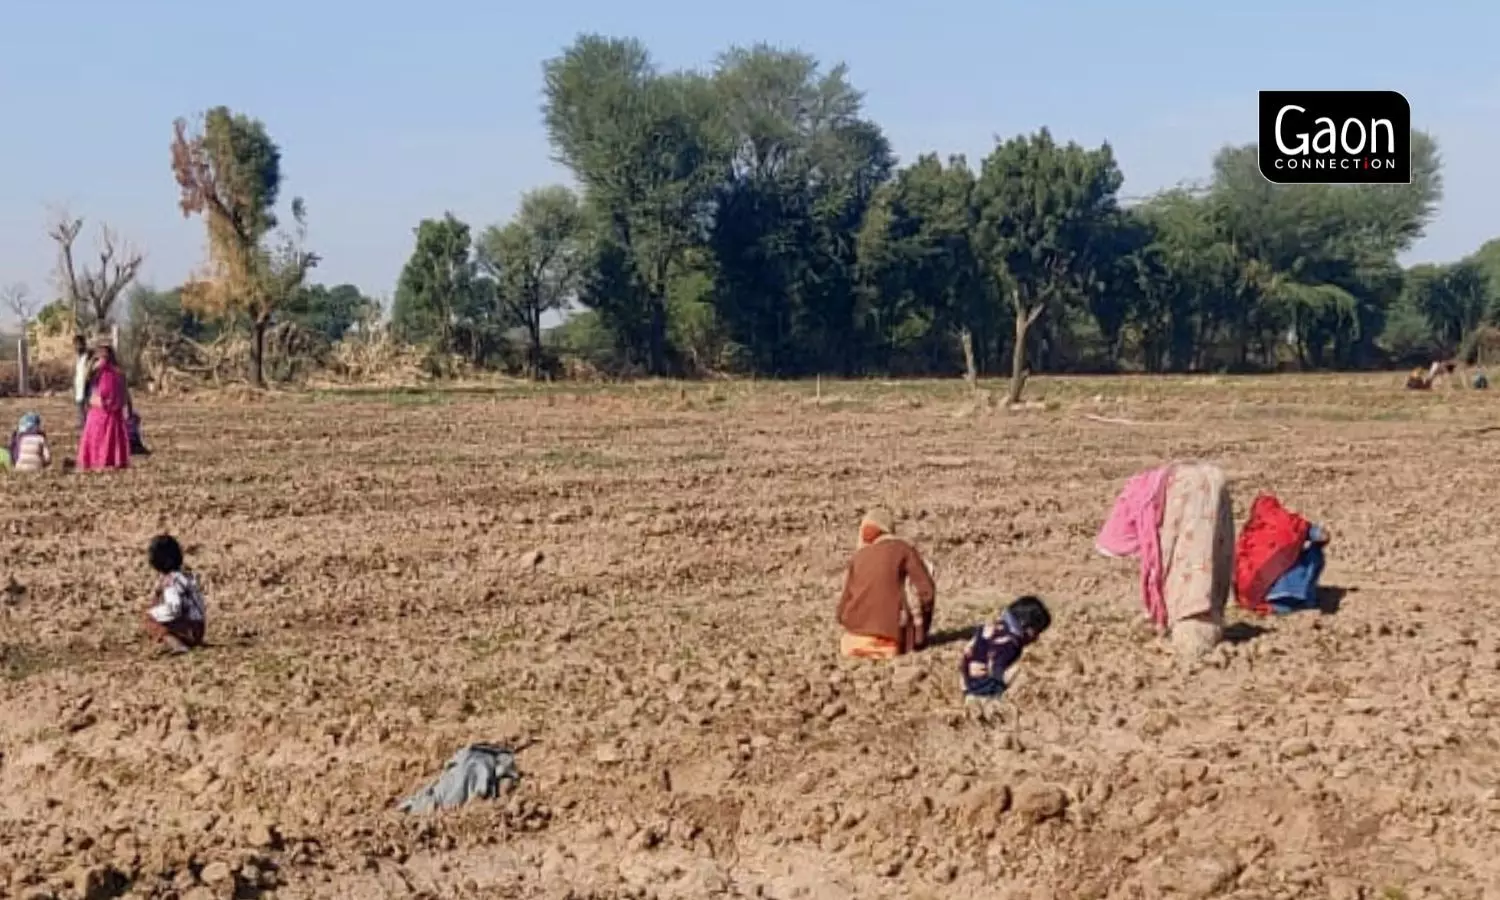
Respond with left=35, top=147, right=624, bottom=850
left=144, top=535, right=206, bottom=654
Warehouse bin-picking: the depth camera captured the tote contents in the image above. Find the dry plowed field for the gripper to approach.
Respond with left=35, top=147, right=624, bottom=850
left=2, top=376, right=1498, bottom=900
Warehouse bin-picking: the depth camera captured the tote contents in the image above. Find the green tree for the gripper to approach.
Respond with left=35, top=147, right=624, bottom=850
left=1200, top=135, right=1439, bottom=369
left=974, top=129, right=1124, bottom=403
left=708, top=45, right=893, bottom=375
left=1469, top=238, right=1500, bottom=314
left=171, top=107, right=317, bottom=386
left=477, top=186, right=586, bottom=378
left=126, top=285, right=215, bottom=341
left=284, top=283, right=378, bottom=343
left=391, top=214, right=492, bottom=362
left=543, top=36, right=724, bottom=374
left=855, top=153, right=989, bottom=377
left=1405, top=260, right=1492, bottom=352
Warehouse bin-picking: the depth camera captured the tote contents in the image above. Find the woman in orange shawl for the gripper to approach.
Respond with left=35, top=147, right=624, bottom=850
left=836, top=509, right=936, bottom=660
left=77, top=339, right=132, bottom=471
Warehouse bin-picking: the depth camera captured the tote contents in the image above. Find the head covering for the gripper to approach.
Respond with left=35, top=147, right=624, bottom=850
left=1096, top=465, right=1174, bottom=627
left=860, top=508, right=894, bottom=534
left=858, top=508, right=895, bottom=547
left=93, top=331, right=114, bottom=349
left=91, top=336, right=117, bottom=370
left=17, top=413, right=40, bottom=435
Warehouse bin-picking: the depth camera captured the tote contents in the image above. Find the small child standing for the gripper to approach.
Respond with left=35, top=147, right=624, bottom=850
left=144, top=535, right=207, bottom=654
left=961, top=595, right=1051, bottom=702
left=8, top=413, right=52, bottom=472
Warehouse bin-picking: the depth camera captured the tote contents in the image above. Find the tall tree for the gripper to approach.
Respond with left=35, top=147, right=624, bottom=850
left=855, top=153, right=989, bottom=377
left=708, top=46, right=892, bottom=375
left=1406, top=260, right=1492, bottom=353
left=171, top=106, right=316, bottom=386
left=974, top=129, right=1124, bottom=403
left=543, top=35, right=724, bottom=374
left=477, top=186, right=586, bottom=378
left=391, top=214, right=492, bottom=361
left=1205, top=139, right=1439, bottom=368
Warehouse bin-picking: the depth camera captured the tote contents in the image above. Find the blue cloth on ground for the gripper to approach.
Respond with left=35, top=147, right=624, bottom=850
left=398, top=743, right=519, bottom=813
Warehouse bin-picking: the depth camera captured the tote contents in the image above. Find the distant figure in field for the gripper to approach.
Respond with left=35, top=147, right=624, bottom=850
left=144, top=535, right=207, bottom=654
left=1473, top=367, right=1489, bottom=390
left=836, top=508, right=936, bottom=660
left=6, top=413, right=53, bottom=473
left=1405, top=367, right=1432, bottom=390
left=73, top=334, right=92, bottom=430
left=1407, top=360, right=1451, bottom=390
left=77, top=337, right=132, bottom=471
left=127, top=410, right=150, bottom=456
left=1097, top=462, right=1234, bottom=660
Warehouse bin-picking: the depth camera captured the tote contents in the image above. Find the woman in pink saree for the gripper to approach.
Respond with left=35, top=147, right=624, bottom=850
left=77, top=342, right=132, bottom=471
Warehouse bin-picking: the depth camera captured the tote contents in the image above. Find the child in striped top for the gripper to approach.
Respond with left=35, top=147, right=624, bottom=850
left=7, top=413, right=52, bottom=472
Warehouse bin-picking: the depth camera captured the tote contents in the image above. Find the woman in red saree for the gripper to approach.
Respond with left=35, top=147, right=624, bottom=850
left=1234, top=494, right=1330, bottom=616
left=77, top=342, right=132, bottom=471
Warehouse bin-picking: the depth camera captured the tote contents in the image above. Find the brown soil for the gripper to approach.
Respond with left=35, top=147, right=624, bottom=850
left=2, top=375, right=1497, bottom=900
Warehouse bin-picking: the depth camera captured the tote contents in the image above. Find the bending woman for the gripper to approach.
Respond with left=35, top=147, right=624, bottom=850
left=77, top=339, right=132, bottom=471
left=1096, top=462, right=1234, bottom=660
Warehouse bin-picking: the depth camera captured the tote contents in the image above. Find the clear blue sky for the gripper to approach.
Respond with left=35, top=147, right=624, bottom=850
left=1, top=0, right=1495, bottom=319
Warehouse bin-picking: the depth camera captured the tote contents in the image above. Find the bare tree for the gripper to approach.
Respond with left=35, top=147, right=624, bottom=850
left=49, top=212, right=144, bottom=331
left=1, top=282, right=35, bottom=325
left=3, top=282, right=38, bottom=395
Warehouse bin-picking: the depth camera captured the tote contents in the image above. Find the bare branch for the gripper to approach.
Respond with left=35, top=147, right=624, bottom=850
left=48, top=212, right=85, bottom=328
left=47, top=212, right=144, bottom=328
left=91, top=226, right=145, bottom=323
left=1, top=282, right=35, bottom=324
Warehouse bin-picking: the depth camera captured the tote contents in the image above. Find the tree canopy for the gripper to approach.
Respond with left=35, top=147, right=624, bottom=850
left=116, top=36, right=1494, bottom=390
left=171, top=106, right=317, bottom=386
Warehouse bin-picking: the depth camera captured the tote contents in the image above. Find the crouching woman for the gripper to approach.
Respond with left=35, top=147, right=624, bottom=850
left=836, top=508, right=936, bottom=660
left=1096, top=462, right=1234, bottom=660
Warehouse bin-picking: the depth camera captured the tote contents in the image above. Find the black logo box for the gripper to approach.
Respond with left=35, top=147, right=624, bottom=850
left=1258, top=91, right=1411, bottom=185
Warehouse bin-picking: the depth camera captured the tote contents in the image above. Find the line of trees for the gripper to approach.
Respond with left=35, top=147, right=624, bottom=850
left=11, top=34, right=1500, bottom=396
left=387, top=36, right=1500, bottom=396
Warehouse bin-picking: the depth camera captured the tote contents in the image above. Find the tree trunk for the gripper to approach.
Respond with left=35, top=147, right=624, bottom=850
left=251, top=317, right=268, bottom=388
left=527, top=309, right=544, bottom=380
left=1007, top=316, right=1028, bottom=405
left=959, top=327, right=978, bottom=391
left=647, top=296, right=667, bottom=376
left=16, top=336, right=29, bottom=396
left=1007, top=292, right=1044, bottom=406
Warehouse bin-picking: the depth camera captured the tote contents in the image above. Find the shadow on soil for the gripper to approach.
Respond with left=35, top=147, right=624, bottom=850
left=1318, top=585, right=1353, bottom=614
left=923, top=627, right=976, bottom=650
left=1223, top=622, right=1270, bottom=645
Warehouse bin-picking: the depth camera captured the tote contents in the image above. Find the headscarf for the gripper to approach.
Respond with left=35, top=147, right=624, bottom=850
left=17, top=413, right=40, bottom=435
left=858, top=507, right=895, bottom=547
left=1096, top=465, right=1174, bottom=627
left=1233, top=494, right=1311, bottom=616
